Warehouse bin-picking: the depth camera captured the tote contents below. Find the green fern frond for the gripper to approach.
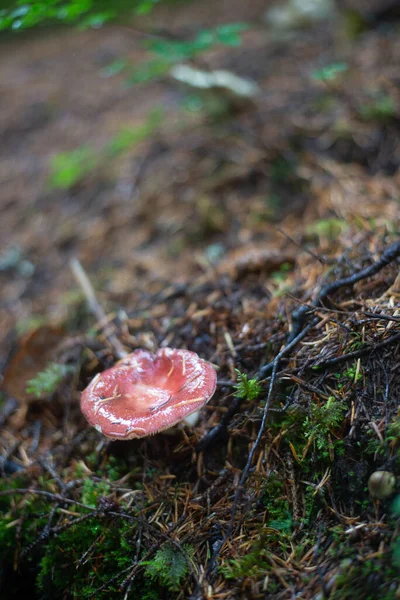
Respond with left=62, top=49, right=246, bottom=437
left=26, top=362, right=74, bottom=398
left=143, top=544, right=195, bottom=592
left=234, top=369, right=262, bottom=401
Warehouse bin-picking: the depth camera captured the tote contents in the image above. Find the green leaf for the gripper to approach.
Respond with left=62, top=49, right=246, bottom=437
left=311, top=62, right=348, bottom=83
left=49, top=147, right=96, bottom=189
left=49, top=109, right=163, bottom=189
left=216, top=23, right=248, bottom=46
left=359, top=93, right=397, bottom=122
left=105, top=109, right=163, bottom=156
left=0, top=0, right=122, bottom=31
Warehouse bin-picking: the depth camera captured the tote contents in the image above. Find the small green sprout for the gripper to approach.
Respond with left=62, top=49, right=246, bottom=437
left=307, top=218, right=346, bottom=241
left=26, top=362, right=75, bottom=398
left=335, top=362, right=363, bottom=388
left=49, top=147, right=96, bottom=189
left=234, top=369, right=262, bottom=401
left=269, top=511, right=293, bottom=532
left=117, top=23, right=249, bottom=86
left=49, top=109, right=163, bottom=189
left=311, top=62, right=348, bottom=83
left=359, top=93, right=397, bottom=122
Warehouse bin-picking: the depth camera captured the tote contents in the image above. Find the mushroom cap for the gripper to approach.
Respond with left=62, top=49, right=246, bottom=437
left=80, top=348, right=217, bottom=440
left=367, top=470, right=396, bottom=499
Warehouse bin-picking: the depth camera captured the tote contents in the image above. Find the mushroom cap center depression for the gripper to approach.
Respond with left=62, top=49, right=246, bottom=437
left=92, top=365, right=189, bottom=416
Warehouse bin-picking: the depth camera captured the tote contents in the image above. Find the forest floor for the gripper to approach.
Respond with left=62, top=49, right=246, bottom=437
left=0, top=1, right=399, bottom=598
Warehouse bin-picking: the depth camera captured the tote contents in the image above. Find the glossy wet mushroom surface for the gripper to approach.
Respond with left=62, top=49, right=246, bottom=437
left=80, top=348, right=217, bottom=440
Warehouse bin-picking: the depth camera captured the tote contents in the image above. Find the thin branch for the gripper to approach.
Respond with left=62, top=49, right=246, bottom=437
left=310, top=331, right=400, bottom=370
left=362, top=312, right=400, bottom=323
left=197, top=395, right=241, bottom=451
left=197, top=318, right=318, bottom=452
left=289, top=240, right=400, bottom=342
left=70, top=258, right=127, bottom=359
left=0, top=487, right=94, bottom=510
left=205, top=320, right=319, bottom=569
left=232, top=355, right=280, bottom=518
left=258, top=317, right=319, bottom=380
left=207, top=355, right=280, bottom=573
left=274, top=225, right=326, bottom=265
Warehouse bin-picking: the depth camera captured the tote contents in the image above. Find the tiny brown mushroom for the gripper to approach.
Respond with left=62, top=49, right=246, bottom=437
left=80, top=348, right=217, bottom=440
left=368, top=470, right=396, bottom=499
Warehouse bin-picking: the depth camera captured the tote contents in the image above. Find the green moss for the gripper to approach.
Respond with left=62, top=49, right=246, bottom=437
left=365, top=416, right=400, bottom=460
left=36, top=517, right=137, bottom=598
left=330, top=557, right=399, bottom=600
left=0, top=472, right=194, bottom=599
left=335, top=362, right=363, bottom=387
left=302, top=396, right=347, bottom=458
left=80, top=479, right=111, bottom=507
left=0, top=477, right=53, bottom=550
left=219, top=543, right=271, bottom=580
left=269, top=393, right=347, bottom=466
left=261, top=475, right=290, bottom=522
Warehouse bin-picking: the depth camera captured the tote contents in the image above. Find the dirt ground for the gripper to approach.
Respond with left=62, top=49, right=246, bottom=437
left=0, top=0, right=399, bottom=598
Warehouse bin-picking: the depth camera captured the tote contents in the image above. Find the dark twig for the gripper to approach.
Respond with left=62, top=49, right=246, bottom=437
left=197, top=395, right=241, bottom=451
left=258, top=318, right=319, bottom=380
left=207, top=355, right=280, bottom=573
left=78, top=533, right=104, bottom=567
left=231, top=356, right=280, bottom=520
left=205, top=319, right=318, bottom=566
left=198, top=319, right=318, bottom=452
left=37, top=456, right=67, bottom=493
left=20, top=504, right=59, bottom=558
left=274, top=225, right=326, bottom=265
left=0, top=487, right=93, bottom=510
left=0, top=396, right=18, bottom=428
left=362, top=312, right=400, bottom=323
left=289, top=241, right=400, bottom=342
left=310, top=331, right=400, bottom=370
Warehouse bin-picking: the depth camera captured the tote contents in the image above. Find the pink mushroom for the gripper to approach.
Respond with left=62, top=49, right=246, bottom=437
left=80, top=348, right=217, bottom=440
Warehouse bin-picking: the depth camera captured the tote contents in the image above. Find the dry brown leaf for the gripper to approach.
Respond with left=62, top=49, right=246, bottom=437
left=3, top=326, right=65, bottom=402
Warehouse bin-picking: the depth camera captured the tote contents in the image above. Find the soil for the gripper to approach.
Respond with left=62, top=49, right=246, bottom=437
left=0, top=1, right=399, bottom=598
